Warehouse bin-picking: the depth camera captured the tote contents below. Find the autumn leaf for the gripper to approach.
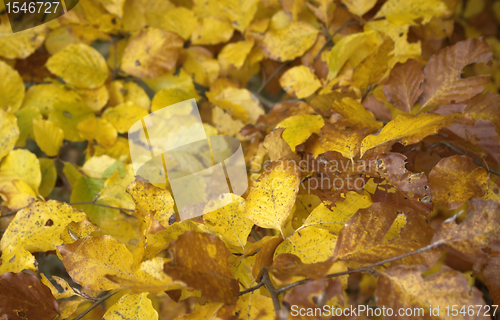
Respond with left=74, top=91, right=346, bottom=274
left=421, top=38, right=493, bottom=110
left=429, top=156, right=489, bottom=209
left=246, top=160, right=301, bottom=235
left=383, top=59, right=424, bottom=113
left=0, top=272, right=59, bottom=320
left=163, top=231, right=239, bottom=304
left=262, top=21, right=318, bottom=62
left=279, top=66, right=322, bottom=99
left=0, top=60, right=24, bottom=112
left=102, top=293, right=158, bottom=320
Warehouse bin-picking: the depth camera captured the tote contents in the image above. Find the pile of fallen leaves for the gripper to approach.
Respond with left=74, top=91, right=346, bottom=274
left=1, top=0, right=500, bottom=319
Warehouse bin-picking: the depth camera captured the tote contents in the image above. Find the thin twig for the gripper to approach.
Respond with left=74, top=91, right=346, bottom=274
left=69, top=202, right=134, bottom=212
left=0, top=201, right=34, bottom=217
left=312, top=19, right=356, bottom=63
left=440, top=142, right=500, bottom=177
left=262, top=269, right=281, bottom=316
left=239, top=280, right=264, bottom=296
left=72, top=291, right=117, bottom=320
left=256, top=62, right=290, bottom=94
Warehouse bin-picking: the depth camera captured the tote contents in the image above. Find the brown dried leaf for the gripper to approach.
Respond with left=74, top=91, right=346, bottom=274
left=0, top=272, right=59, bottom=320
left=428, top=156, right=489, bottom=209
left=421, top=38, right=493, bottom=110
left=252, top=236, right=283, bottom=279
left=484, top=252, right=500, bottom=305
left=376, top=265, right=489, bottom=319
left=384, top=59, right=424, bottom=113
left=163, top=231, right=239, bottom=304
left=268, top=253, right=332, bottom=283
left=432, top=199, right=500, bottom=264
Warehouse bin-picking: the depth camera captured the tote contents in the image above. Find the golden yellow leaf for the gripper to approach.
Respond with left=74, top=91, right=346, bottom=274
left=48, top=101, right=94, bottom=141
left=103, top=293, right=158, bottom=320
left=297, top=191, right=372, bottom=234
left=41, top=274, right=79, bottom=300
left=276, top=114, right=324, bottom=151
left=108, top=80, right=151, bottom=111
left=262, top=21, right=318, bottom=61
left=191, top=17, right=234, bottom=45
left=38, top=158, right=57, bottom=198
left=203, top=194, right=253, bottom=250
left=46, top=44, right=109, bottom=89
left=15, top=107, right=41, bottom=147
left=58, top=235, right=134, bottom=291
left=246, top=160, right=300, bottom=235
left=122, top=28, right=183, bottom=78
left=218, top=39, right=255, bottom=75
left=1, top=201, right=86, bottom=252
left=76, top=86, right=110, bottom=112
left=77, top=116, right=117, bottom=148
left=103, top=102, right=149, bottom=134
left=160, top=7, right=198, bottom=40
left=280, top=66, right=322, bottom=99
left=33, top=119, right=64, bottom=157
left=274, top=227, right=337, bottom=263
left=0, top=17, right=46, bottom=59
left=0, top=240, right=36, bottom=274
left=328, top=30, right=382, bottom=78
left=127, top=180, right=175, bottom=230
left=374, top=0, right=449, bottom=24
left=183, top=47, right=220, bottom=87
left=0, top=60, right=24, bottom=112
left=0, top=149, right=40, bottom=192
left=0, top=109, right=19, bottom=161
left=360, top=113, right=465, bottom=157
left=207, top=87, right=264, bottom=124
left=98, top=165, right=135, bottom=211
left=60, top=219, right=99, bottom=245
left=230, top=291, right=275, bottom=320
left=98, top=0, right=126, bottom=17
left=331, top=97, right=383, bottom=131
left=316, top=125, right=365, bottom=161
left=341, top=0, right=376, bottom=16
left=175, top=303, right=223, bottom=320
left=81, top=155, right=117, bottom=178
left=0, top=179, right=36, bottom=210
left=21, top=82, right=82, bottom=116
left=217, top=0, right=260, bottom=32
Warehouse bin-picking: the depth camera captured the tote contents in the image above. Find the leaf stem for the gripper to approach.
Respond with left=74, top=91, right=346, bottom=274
left=256, top=62, right=290, bottom=94
left=440, top=142, right=500, bottom=177
left=72, top=291, right=117, bottom=320
left=312, top=19, right=357, bottom=63
left=262, top=269, right=281, bottom=316
left=239, top=280, right=264, bottom=296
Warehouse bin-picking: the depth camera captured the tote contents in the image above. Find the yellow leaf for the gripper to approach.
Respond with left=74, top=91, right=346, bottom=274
left=274, top=227, right=337, bottom=263
left=160, top=7, right=198, bottom=40
left=341, top=0, right=377, bottom=16
left=77, top=116, right=117, bottom=148
left=103, top=102, right=149, bottom=134
left=22, top=82, right=82, bottom=116
left=262, top=21, right=318, bottom=61
left=207, top=87, right=264, bottom=124
left=246, top=160, right=300, bottom=235
left=203, top=194, right=253, bottom=249
left=374, top=0, right=449, bottom=24
left=61, top=219, right=100, bottom=244
left=0, top=240, right=36, bottom=274
left=81, top=155, right=117, bottom=178
left=151, top=86, right=200, bottom=113
left=76, top=86, right=110, bottom=112
left=276, top=114, right=324, bottom=151
left=108, top=80, right=150, bottom=111
left=297, top=191, right=372, bottom=234
left=218, top=39, right=255, bottom=74
left=143, top=68, right=193, bottom=92
left=33, top=119, right=64, bottom=157
left=176, top=303, right=223, bottom=320
left=98, top=0, right=126, bottom=17
left=41, top=274, right=79, bottom=299
left=328, top=30, right=382, bottom=78
left=98, top=165, right=135, bottom=211
left=332, top=97, right=383, bottom=131
left=46, top=44, right=109, bottom=89
left=183, top=47, right=220, bottom=87
left=231, top=291, right=275, bottom=320
left=217, top=0, right=260, bottom=32
left=191, top=17, right=235, bottom=45
left=360, top=113, right=465, bottom=157
left=317, top=125, right=365, bottom=161
left=0, top=149, right=41, bottom=192
left=94, top=137, right=131, bottom=160
left=280, top=66, right=322, bottom=99
left=0, top=109, right=19, bottom=161
left=0, top=16, right=46, bottom=59
left=122, top=28, right=184, bottom=78
left=58, top=235, right=134, bottom=291
left=127, top=180, right=176, bottom=230
left=97, top=219, right=138, bottom=251
left=0, top=180, right=36, bottom=210
left=367, top=20, right=421, bottom=62
left=1, top=201, right=86, bottom=252
left=15, top=107, right=41, bottom=147
left=39, top=158, right=57, bottom=198
left=0, top=60, right=24, bottom=112
left=48, top=101, right=94, bottom=141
